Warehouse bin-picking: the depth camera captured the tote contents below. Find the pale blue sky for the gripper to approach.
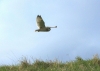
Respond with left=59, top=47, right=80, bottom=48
left=0, top=0, right=100, bottom=65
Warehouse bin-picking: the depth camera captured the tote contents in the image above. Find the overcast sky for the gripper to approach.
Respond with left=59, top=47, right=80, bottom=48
left=0, top=0, right=100, bottom=65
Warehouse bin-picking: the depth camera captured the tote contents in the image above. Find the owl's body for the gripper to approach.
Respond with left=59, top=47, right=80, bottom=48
left=35, top=15, right=57, bottom=32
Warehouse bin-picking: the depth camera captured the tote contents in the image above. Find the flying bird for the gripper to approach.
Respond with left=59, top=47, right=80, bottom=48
left=35, top=15, right=57, bottom=32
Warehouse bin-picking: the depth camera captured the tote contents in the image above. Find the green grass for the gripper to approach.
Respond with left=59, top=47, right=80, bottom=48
left=0, top=55, right=100, bottom=71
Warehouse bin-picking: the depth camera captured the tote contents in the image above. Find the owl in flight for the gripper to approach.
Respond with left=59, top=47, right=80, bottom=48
left=35, top=15, right=57, bottom=32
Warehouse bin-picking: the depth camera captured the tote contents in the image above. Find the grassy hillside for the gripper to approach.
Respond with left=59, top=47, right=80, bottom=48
left=0, top=55, right=100, bottom=71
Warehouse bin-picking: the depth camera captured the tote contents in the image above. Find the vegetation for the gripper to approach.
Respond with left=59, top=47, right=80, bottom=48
left=0, top=55, right=100, bottom=71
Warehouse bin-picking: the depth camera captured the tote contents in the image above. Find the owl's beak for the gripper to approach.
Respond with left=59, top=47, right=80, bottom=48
left=35, top=30, right=39, bottom=32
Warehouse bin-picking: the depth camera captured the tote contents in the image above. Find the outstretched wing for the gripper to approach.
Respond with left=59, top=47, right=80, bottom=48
left=36, top=15, right=45, bottom=29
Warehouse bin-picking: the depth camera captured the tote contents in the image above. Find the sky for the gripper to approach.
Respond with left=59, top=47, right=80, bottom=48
left=0, top=0, right=100, bottom=65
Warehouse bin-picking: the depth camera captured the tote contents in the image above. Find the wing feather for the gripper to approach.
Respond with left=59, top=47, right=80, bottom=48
left=36, top=15, right=45, bottom=29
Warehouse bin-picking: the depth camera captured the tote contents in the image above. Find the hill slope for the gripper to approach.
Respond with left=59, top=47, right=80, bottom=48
left=0, top=56, right=100, bottom=71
